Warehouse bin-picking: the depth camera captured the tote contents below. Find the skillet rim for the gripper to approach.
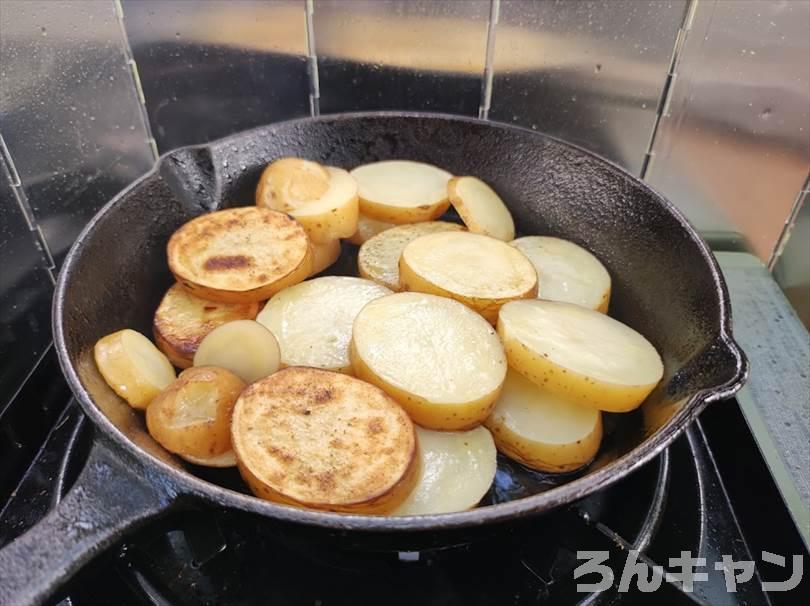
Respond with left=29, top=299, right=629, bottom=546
left=52, top=111, right=748, bottom=532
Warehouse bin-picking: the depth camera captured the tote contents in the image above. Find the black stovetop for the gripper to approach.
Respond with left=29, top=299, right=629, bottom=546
left=0, top=350, right=807, bottom=605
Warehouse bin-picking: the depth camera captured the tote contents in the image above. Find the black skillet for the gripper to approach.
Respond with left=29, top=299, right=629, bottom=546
left=0, top=113, right=747, bottom=606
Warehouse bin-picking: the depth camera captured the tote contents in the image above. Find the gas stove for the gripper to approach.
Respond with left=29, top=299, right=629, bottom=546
left=1, top=348, right=806, bottom=605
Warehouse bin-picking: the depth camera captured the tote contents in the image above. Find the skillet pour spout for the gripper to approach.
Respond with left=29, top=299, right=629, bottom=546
left=0, top=113, right=747, bottom=606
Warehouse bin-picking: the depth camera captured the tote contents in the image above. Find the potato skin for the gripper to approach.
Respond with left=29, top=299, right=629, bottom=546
left=485, top=411, right=602, bottom=473
left=146, top=366, right=245, bottom=459
left=349, top=340, right=502, bottom=430
left=399, top=256, right=537, bottom=324
left=497, top=323, right=656, bottom=413
left=359, top=196, right=450, bottom=225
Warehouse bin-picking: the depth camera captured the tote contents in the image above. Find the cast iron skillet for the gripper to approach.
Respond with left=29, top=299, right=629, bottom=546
left=0, top=113, right=747, bottom=606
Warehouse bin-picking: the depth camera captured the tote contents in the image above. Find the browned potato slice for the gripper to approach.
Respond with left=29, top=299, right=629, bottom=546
left=448, top=176, right=515, bottom=241
left=351, top=292, right=507, bottom=430
left=231, top=367, right=418, bottom=513
left=350, top=160, right=452, bottom=223
left=146, top=366, right=245, bottom=460
left=497, top=300, right=664, bottom=412
left=94, top=329, right=176, bottom=409
left=309, top=238, right=342, bottom=276
left=485, top=370, right=602, bottom=472
left=399, top=231, right=538, bottom=323
left=167, top=207, right=311, bottom=303
left=256, top=158, right=359, bottom=243
left=511, top=236, right=611, bottom=313
left=391, top=426, right=497, bottom=515
left=357, top=221, right=464, bottom=290
left=181, top=450, right=237, bottom=468
left=153, top=283, right=260, bottom=368
left=193, top=320, right=281, bottom=384
left=256, top=276, right=391, bottom=373
left=347, top=214, right=396, bottom=245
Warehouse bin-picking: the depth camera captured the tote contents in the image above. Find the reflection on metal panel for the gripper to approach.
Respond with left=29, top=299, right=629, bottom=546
left=0, top=0, right=154, bottom=265
left=490, top=0, right=688, bottom=174
left=646, top=0, right=810, bottom=261
left=121, top=0, right=310, bottom=151
left=0, top=166, right=53, bottom=402
left=313, top=0, right=490, bottom=115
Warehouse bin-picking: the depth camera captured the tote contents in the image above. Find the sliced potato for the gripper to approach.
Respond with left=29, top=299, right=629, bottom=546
left=153, top=283, right=260, bottom=368
left=348, top=214, right=396, bottom=245
left=350, top=160, right=452, bottom=224
left=309, top=238, right=342, bottom=276
left=399, top=231, right=538, bottom=323
left=256, top=159, right=359, bottom=243
left=255, top=157, right=331, bottom=209
left=391, top=426, right=497, bottom=516
left=486, top=370, right=602, bottom=472
left=351, top=292, right=507, bottom=430
left=257, top=276, right=391, bottom=373
left=358, top=221, right=464, bottom=290
left=511, top=236, right=611, bottom=313
left=497, top=300, right=664, bottom=413
left=181, top=450, right=237, bottom=468
left=167, top=207, right=311, bottom=303
left=448, top=176, right=515, bottom=241
left=193, top=320, right=281, bottom=384
left=231, top=367, right=418, bottom=513
left=146, top=366, right=245, bottom=460
left=94, top=329, right=176, bottom=410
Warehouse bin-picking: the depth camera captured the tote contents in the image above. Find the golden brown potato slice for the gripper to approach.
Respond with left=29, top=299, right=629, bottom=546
left=256, top=276, right=391, bottom=373
left=486, top=370, right=602, bottom=472
left=146, top=366, right=245, bottom=460
left=231, top=367, right=418, bottom=513
left=94, top=329, right=176, bottom=410
left=351, top=292, right=507, bottom=430
left=193, top=319, right=281, bottom=384
left=181, top=450, right=237, bottom=468
left=391, top=426, right=497, bottom=516
left=399, top=231, right=538, bottom=323
left=357, top=221, right=464, bottom=290
left=447, top=176, right=515, bottom=241
left=309, top=238, right=342, bottom=276
left=511, top=236, right=611, bottom=313
left=347, top=214, right=396, bottom=245
left=167, top=207, right=311, bottom=303
left=256, top=158, right=359, bottom=243
left=350, top=160, right=452, bottom=223
left=153, top=283, right=260, bottom=368
left=497, top=300, right=664, bottom=413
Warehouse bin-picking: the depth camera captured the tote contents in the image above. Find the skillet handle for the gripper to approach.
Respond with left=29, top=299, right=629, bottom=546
left=0, top=438, right=178, bottom=606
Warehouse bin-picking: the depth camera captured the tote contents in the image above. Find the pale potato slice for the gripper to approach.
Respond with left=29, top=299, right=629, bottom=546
left=94, top=329, right=176, bottom=410
left=168, top=207, right=311, bottom=303
left=181, top=450, right=237, bottom=468
left=309, top=238, right=342, bottom=276
left=146, top=366, right=245, bottom=460
left=497, top=300, right=664, bottom=413
left=448, top=176, right=515, bottom=241
left=255, top=157, right=331, bottom=209
left=351, top=292, right=507, bottom=430
left=391, top=426, right=497, bottom=516
left=153, top=283, right=260, bottom=368
left=257, top=276, right=391, bottom=373
left=486, top=370, right=602, bottom=472
left=347, top=214, right=396, bottom=245
left=357, top=221, right=464, bottom=290
left=399, top=231, right=538, bottom=324
left=350, top=160, right=452, bottom=224
left=231, top=367, right=418, bottom=513
left=511, top=236, right=611, bottom=313
left=193, top=320, right=281, bottom=384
